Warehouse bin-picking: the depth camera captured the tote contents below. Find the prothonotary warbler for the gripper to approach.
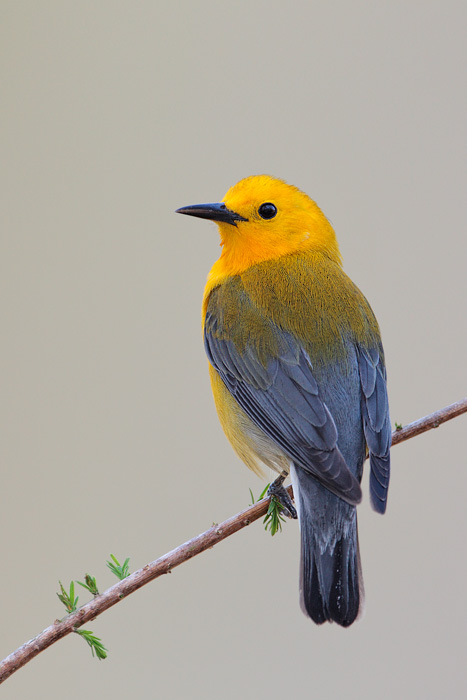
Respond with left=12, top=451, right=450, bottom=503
left=176, top=175, right=391, bottom=627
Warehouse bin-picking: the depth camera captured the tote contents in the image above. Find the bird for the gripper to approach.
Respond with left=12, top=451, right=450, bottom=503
left=176, top=175, right=391, bottom=627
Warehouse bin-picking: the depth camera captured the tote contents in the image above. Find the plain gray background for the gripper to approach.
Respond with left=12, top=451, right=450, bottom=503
left=2, top=1, right=466, bottom=698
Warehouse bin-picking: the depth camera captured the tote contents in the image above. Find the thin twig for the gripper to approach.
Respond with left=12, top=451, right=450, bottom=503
left=391, top=398, right=467, bottom=446
left=1, top=397, right=466, bottom=684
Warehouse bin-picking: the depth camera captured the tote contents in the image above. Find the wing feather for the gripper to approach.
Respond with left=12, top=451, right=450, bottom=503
left=357, top=347, right=391, bottom=513
left=205, top=311, right=362, bottom=505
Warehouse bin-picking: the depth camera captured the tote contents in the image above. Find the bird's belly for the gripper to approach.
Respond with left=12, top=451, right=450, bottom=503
left=209, top=366, right=290, bottom=478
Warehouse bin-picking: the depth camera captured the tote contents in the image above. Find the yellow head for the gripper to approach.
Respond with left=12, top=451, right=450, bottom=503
left=176, top=175, right=342, bottom=276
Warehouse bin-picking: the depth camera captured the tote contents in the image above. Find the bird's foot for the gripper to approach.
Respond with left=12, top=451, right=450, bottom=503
left=268, top=475, right=297, bottom=519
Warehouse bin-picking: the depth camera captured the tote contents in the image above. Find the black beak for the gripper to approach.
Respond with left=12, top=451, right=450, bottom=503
left=175, top=202, right=248, bottom=226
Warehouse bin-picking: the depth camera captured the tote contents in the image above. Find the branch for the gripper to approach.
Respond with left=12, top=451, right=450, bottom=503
left=390, top=398, right=467, bottom=446
left=1, top=397, right=466, bottom=684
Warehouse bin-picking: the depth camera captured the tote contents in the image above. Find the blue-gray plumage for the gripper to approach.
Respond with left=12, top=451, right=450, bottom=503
left=205, top=320, right=362, bottom=505
left=203, top=255, right=391, bottom=627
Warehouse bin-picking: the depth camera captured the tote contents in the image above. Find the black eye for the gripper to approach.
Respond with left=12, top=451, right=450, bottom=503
left=258, top=202, right=277, bottom=220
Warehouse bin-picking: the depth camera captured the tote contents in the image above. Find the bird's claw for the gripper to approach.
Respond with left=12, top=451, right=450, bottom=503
left=268, top=478, right=297, bottom=519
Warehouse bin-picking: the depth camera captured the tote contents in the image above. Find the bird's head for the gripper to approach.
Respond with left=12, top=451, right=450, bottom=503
left=176, top=175, right=342, bottom=274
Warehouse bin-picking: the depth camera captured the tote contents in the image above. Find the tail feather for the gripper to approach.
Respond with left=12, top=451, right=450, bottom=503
left=292, top=464, right=364, bottom=627
left=300, top=529, right=363, bottom=627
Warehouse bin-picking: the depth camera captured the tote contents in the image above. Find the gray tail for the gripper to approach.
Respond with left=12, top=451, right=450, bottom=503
left=292, top=466, right=364, bottom=628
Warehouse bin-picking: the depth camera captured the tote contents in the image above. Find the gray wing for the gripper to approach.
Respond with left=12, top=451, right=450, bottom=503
left=205, top=311, right=362, bottom=505
left=357, top=346, right=391, bottom=513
